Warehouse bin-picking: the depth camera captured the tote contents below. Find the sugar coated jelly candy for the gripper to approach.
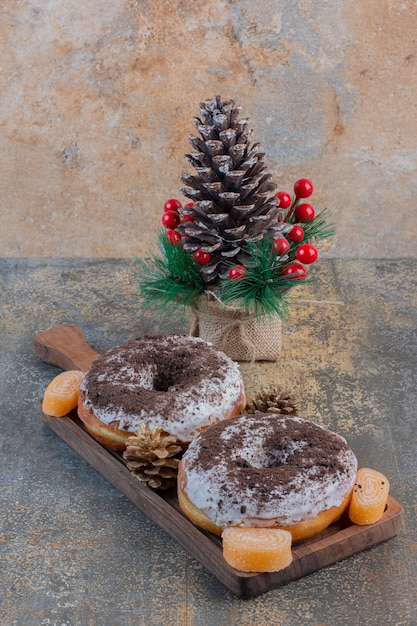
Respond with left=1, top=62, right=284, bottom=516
left=349, top=467, right=390, bottom=525
left=222, top=527, right=293, bottom=573
left=42, top=370, right=84, bottom=417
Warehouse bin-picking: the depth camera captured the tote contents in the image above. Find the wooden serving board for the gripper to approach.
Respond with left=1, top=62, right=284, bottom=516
left=34, top=325, right=404, bottom=598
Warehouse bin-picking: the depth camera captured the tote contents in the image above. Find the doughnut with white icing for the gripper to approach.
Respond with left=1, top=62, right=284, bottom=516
left=178, top=413, right=357, bottom=541
left=78, top=334, right=246, bottom=451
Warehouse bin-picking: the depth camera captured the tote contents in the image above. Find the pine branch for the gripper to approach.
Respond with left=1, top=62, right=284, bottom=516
left=291, top=208, right=335, bottom=242
left=134, top=232, right=205, bottom=316
left=220, top=238, right=312, bottom=318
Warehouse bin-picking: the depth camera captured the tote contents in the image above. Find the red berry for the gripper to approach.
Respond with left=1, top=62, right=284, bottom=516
left=281, top=263, right=307, bottom=280
left=193, top=248, right=211, bottom=265
left=164, top=198, right=182, bottom=212
left=166, top=229, right=181, bottom=245
left=229, top=264, right=248, bottom=280
left=276, top=191, right=292, bottom=209
left=294, top=179, right=313, bottom=198
left=295, top=243, right=318, bottom=264
left=287, top=225, right=305, bottom=243
left=272, top=238, right=290, bottom=256
left=161, top=210, right=180, bottom=229
left=295, top=203, right=315, bottom=222
left=185, top=202, right=194, bottom=207
left=181, top=214, right=195, bottom=223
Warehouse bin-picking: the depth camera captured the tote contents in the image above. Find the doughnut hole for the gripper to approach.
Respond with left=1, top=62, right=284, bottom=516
left=152, top=353, right=191, bottom=392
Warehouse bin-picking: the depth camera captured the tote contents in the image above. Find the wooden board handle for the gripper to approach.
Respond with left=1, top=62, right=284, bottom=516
left=34, top=324, right=100, bottom=371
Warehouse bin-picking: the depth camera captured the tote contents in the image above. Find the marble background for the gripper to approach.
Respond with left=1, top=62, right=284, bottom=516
left=1, top=0, right=416, bottom=258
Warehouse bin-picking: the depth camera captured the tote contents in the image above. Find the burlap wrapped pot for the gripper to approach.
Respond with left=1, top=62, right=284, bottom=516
left=189, top=295, right=282, bottom=362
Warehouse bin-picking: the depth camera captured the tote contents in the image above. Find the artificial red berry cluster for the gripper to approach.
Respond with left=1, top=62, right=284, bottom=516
left=228, top=178, right=319, bottom=281
left=161, top=198, right=194, bottom=246
left=160, top=178, right=319, bottom=281
left=161, top=198, right=213, bottom=266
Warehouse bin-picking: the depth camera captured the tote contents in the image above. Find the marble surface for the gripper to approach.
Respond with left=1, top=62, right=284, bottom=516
left=1, top=258, right=416, bottom=625
left=1, top=1, right=417, bottom=259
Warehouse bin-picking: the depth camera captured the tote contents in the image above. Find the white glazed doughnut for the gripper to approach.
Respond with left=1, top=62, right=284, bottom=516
left=78, top=334, right=246, bottom=451
left=178, top=413, right=357, bottom=541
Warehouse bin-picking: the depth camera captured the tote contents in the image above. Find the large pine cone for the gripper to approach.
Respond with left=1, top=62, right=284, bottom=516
left=177, top=96, right=290, bottom=284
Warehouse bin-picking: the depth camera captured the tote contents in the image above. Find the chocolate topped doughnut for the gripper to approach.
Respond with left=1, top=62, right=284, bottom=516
left=178, top=413, right=358, bottom=541
left=78, top=334, right=246, bottom=451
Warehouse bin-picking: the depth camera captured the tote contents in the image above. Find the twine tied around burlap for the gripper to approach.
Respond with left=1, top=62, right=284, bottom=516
left=190, top=295, right=282, bottom=363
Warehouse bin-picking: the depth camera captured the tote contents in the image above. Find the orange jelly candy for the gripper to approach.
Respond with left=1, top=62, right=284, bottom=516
left=42, top=370, right=84, bottom=417
left=222, top=527, right=293, bottom=573
left=349, top=467, right=390, bottom=525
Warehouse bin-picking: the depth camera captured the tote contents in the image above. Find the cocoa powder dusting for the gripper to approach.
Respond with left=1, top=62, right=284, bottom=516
left=84, top=335, right=229, bottom=422
left=189, top=414, right=350, bottom=502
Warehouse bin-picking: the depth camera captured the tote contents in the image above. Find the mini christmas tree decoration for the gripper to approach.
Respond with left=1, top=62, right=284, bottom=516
left=135, top=96, right=333, bottom=361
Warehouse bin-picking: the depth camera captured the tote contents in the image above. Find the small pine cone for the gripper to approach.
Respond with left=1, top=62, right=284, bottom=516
left=244, top=386, right=298, bottom=416
left=123, top=423, right=182, bottom=490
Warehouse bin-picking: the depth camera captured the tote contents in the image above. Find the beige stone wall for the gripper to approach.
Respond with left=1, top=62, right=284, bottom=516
left=1, top=0, right=416, bottom=258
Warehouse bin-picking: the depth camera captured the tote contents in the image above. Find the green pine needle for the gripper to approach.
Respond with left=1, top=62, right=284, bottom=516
left=305, top=210, right=334, bottom=242
left=293, top=208, right=335, bottom=242
left=220, top=237, right=312, bottom=319
left=134, top=231, right=205, bottom=316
